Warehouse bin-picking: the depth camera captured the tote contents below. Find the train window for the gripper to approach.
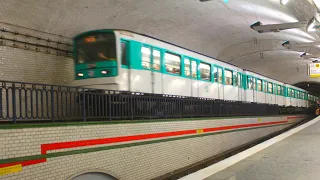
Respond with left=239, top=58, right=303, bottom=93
left=165, top=52, right=181, bottom=75
left=191, top=61, right=197, bottom=78
left=225, top=69, right=233, bottom=85
left=121, top=42, right=128, bottom=66
left=237, top=73, right=241, bottom=87
left=277, top=85, right=281, bottom=95
left=282, top=86, right=285, bottom=96
left=252, top=78, right=256, bottom=90
left=153, top=49, right=161, bottom=71
left=141, top=47, right=151, bottom=69
left=268, top=82, right=273, bottom=93
left=257, top=79, right=262, bottom=91
left=247, top=77, right=253, bottom=90
left=184, top=58, right=191, bottom=77
left=263, top=81, right=267, bottom=92
left=200, top=62, right=211, bottom=81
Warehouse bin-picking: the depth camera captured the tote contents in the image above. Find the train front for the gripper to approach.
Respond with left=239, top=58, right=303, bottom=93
left=72, top=30, right=120, bottom=90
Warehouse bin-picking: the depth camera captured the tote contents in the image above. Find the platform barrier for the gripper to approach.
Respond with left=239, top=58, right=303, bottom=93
left=0, top=80, right=311, bottom=123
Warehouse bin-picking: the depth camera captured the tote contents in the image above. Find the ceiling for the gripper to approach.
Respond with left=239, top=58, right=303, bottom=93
left=1, top=0, right=320, bottom=90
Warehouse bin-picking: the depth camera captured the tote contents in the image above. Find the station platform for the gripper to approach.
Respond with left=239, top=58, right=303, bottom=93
left=180, top=116, right=320, bottom=180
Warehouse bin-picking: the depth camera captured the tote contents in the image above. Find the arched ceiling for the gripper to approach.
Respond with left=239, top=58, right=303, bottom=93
left=1, top=0, right=320, bottom=85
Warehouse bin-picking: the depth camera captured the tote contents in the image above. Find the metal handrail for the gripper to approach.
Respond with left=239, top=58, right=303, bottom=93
left=0, top=80, right=311, bottom=123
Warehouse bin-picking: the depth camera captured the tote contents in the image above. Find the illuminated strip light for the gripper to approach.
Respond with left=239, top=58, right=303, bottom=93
left=280, top=0, right=290, bottom=5
left=307, top=17, right=317, bottom=32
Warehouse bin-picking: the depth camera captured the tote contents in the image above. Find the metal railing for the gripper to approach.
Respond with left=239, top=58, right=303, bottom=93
left=0, top=80, right=310, bottom=123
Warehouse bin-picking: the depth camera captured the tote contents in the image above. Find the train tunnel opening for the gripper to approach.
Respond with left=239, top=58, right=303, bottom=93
left=70, top=172, right=118, bottom=180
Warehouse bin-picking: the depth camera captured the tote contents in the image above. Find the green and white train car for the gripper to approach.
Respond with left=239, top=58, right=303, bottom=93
left=72, top=29, right=316, bottom=107
left=73, top=29, right=243, bottom=101
left=285, top=84, right=308, bottom=107
left=243, top=70, right=286, bottom=106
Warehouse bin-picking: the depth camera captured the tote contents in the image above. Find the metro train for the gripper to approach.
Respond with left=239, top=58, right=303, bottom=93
left=72, top=29, right=318, bottom=108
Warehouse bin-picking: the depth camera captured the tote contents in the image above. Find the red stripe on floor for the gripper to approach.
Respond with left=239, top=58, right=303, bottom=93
left=287, top=116, right=305, bottom=119
left=41, top=129, right=196, bottom=154
left=41, top=120, right=289, bottom=154
left=203, top=121, right=287, bottom=133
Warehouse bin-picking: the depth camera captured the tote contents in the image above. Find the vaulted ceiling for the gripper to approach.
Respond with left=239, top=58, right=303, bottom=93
left=1, top=0, right=320, bottom=88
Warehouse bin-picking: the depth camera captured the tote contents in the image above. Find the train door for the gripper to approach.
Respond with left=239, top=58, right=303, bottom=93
left=257, top=79, right=262, bottom=103
left=264, top=81, right=268, bottom=104
left=276, top=85, right=279, bottom=105
left=271, top=83, right=275, bottom=104
left=141, top=46, right=153, bottom=93
left=246, top=76, right=254, bottom=102
left=217, top=66, right=224, bottom=99
left=191, top=60, right=198, bottom=97
left=252, top=77, right=257, bottom=103
left=242, top=74, right=247, bottom=101
left=237, top=72, right=243, bottom=101
left=291, top=89, right=295, bottom=106
left=275, top=84, right=279, bottom=105
left=120, top=40, right=131, bottom=91
left=151, top=48, right=162, bottom=94
left=141, top=46, right=162, bottom=94
left=282, top=86, right=285, bottom=106
left=288, top=88, right=292, bottom=106
left=267, top=82, right=273, bottom=104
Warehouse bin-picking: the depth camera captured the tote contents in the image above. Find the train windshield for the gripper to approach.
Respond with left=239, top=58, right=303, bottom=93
left=75, top=33, right=116, bottom=64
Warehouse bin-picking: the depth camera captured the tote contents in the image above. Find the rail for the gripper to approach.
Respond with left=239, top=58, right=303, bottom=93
left=0, top=80, right=310, bottom=123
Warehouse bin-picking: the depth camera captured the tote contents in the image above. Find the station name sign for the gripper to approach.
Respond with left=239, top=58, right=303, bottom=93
left=308, top=62, right=320, bottom=78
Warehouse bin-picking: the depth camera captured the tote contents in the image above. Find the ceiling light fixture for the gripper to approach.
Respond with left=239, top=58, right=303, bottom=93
left=307, top=17, right=317, bottom=32
left=280, top=0, right=290, bottom=5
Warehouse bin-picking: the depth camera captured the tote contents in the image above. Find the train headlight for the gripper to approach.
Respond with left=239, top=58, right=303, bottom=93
left=101, top=70, right=108, bottom=74
left=77, top=72, right=84, bottom=77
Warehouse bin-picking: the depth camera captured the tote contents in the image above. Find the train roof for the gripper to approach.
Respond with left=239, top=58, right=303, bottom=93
left=73, top=29, right=240, bottom=69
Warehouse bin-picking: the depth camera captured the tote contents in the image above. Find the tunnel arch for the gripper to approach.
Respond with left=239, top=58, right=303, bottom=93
left=66, top=169, right=119, bottom=180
